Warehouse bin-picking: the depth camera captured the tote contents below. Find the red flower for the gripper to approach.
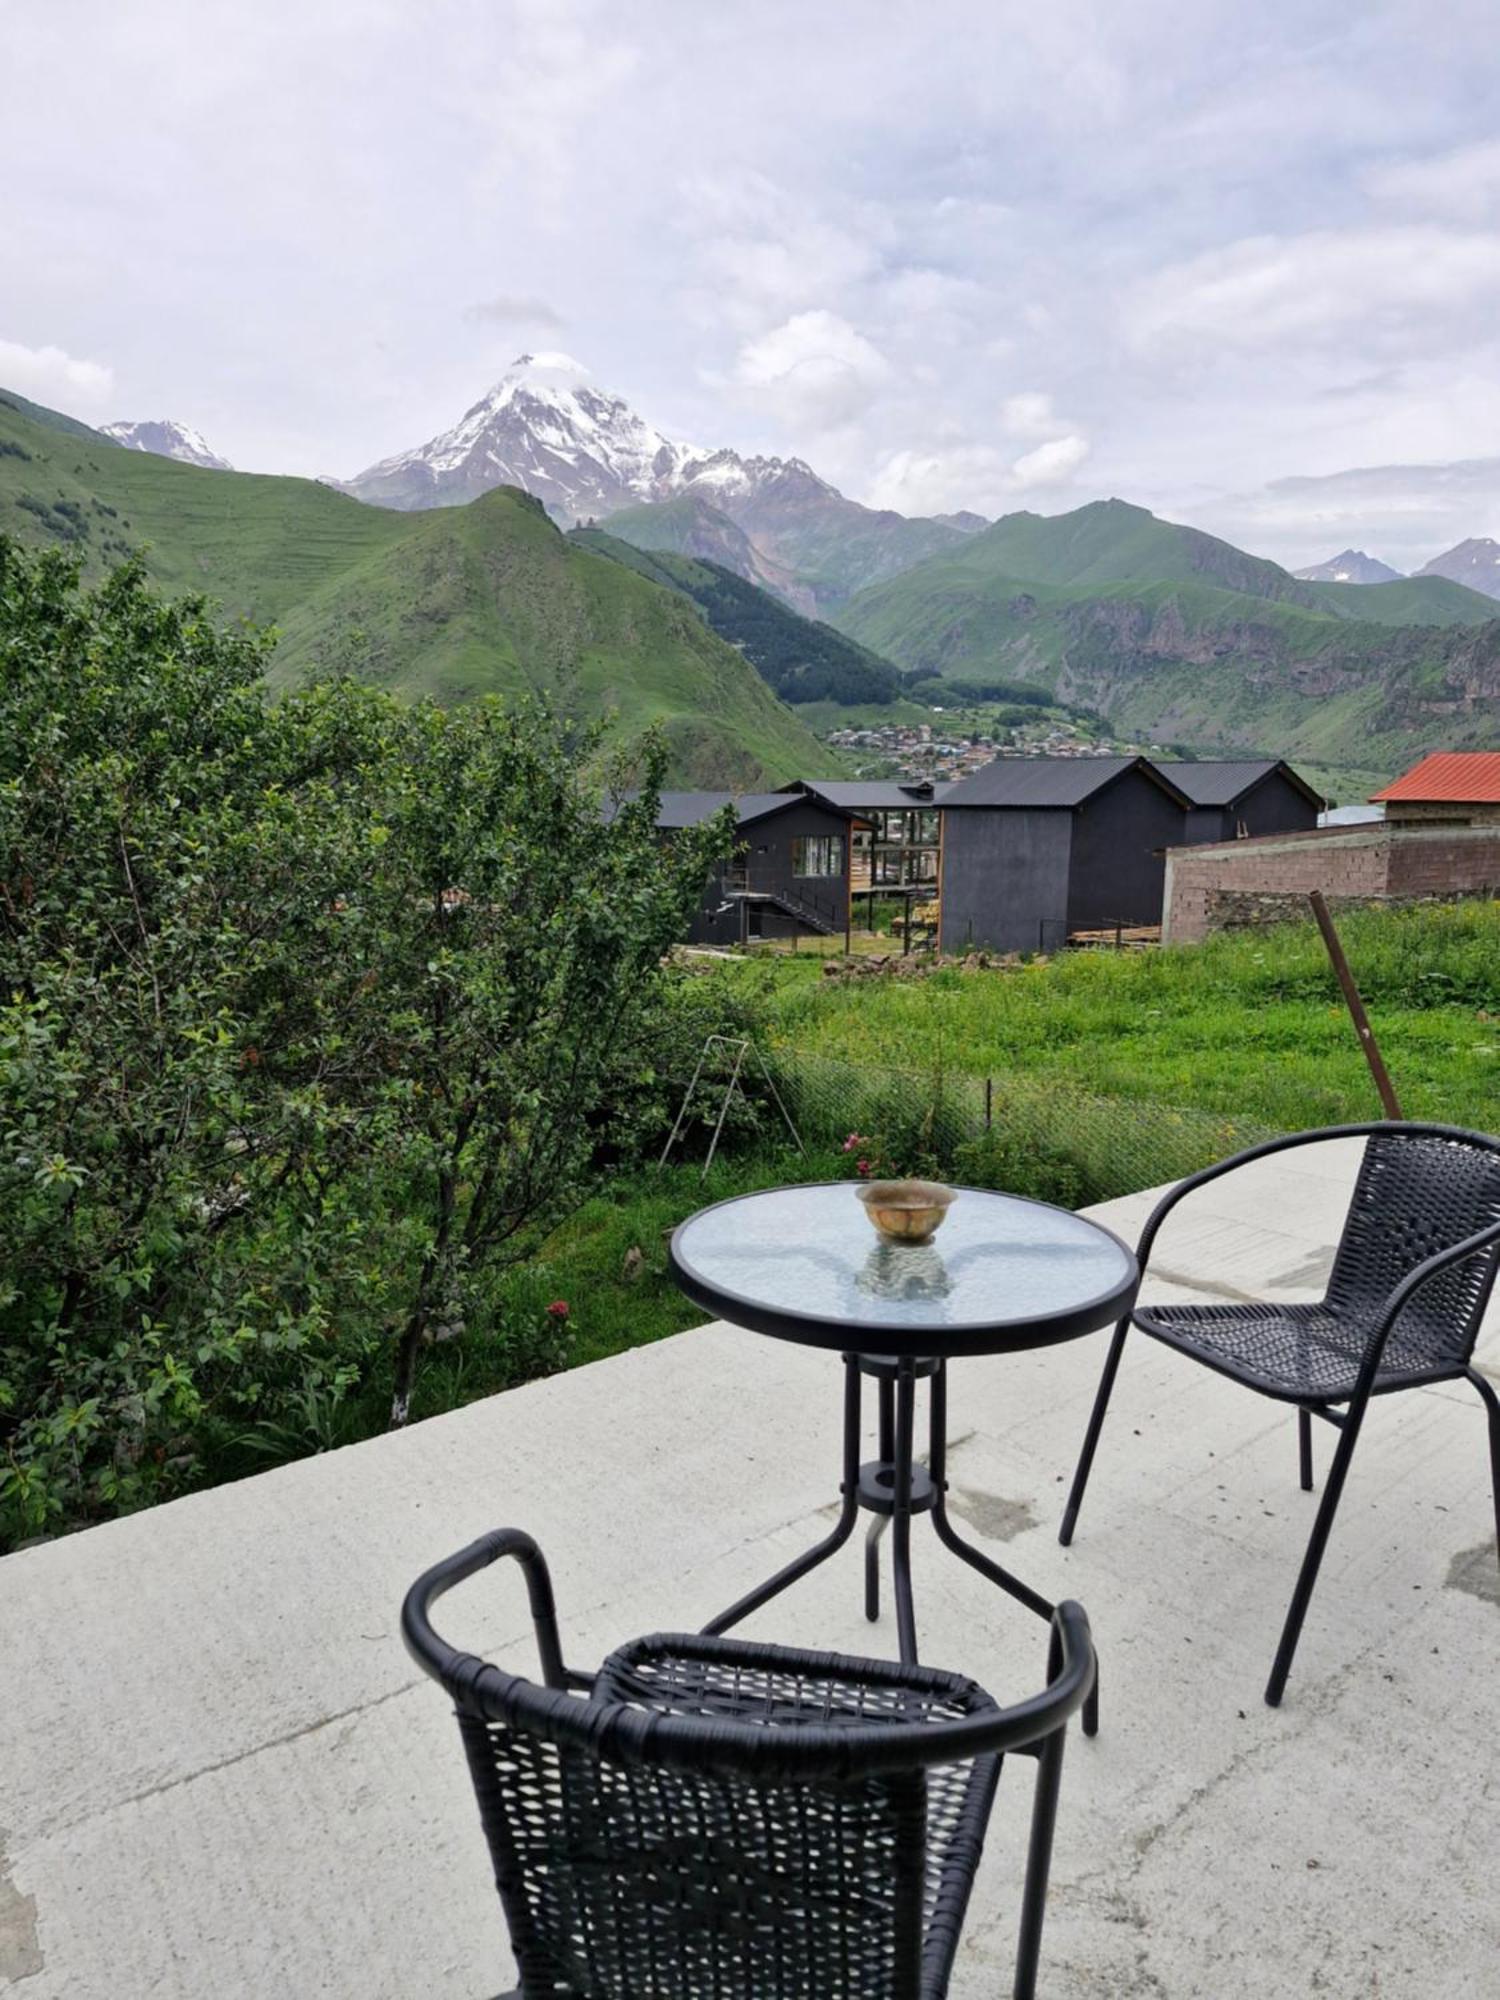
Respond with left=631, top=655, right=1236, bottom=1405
left=545, top=1299, right=570, bottom=1321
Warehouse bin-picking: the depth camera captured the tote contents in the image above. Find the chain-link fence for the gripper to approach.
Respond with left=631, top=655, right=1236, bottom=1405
left=666, top=1040, right=1279, bottom=1208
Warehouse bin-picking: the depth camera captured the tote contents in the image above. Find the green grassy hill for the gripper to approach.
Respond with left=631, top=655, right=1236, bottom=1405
left=0, top=389, right=832, bottom=786
left=834, top=499, right=1500, bottom=779
left=571, top=527, right=905, bottom=705
left=1305, top=574, right=1498, bottom=626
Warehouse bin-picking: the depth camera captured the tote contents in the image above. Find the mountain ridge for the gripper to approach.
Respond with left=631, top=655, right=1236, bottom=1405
left=832, top=498, right=1500, bottom=776
left=342, top=353, right=976, bottom=615
left=0, top=385, right=831, bottom=788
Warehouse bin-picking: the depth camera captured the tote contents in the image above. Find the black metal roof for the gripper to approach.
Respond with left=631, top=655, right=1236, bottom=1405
left=613, top=791, right=846, bottom=831
left=782, top=780, right=947, bottom=812
left=650, top=792, right=801, bottom=829
left=941, top=755, right=1191, bottom=810
left=1153, top=760, right=1324, bottom=809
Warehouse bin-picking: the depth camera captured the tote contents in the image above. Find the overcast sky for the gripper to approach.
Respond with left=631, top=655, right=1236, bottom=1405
left=7, top=0, right=1500, bottom=569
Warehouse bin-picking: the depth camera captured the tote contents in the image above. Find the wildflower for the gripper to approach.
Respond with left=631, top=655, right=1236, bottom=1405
left=545, top=1299, right=570, bottom=1322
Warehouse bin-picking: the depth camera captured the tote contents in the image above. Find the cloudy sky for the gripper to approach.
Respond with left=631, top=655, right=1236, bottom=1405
left=6, top=0, right=1500, bottom=569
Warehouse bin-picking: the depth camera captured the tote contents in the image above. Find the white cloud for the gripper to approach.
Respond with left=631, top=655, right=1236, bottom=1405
left=463, top=294, right=565, bottom=330
left=1001, top=391, right=1059, bottom=438
left=732, top=310, right=889, bottom=432
left=1127, top=226, right=1500, bottom=351
left=1200, top=455, right=1500, bottom=573
left=0, top=338, right=114, bottom=408
left=1011, top=433, right=1091, bottom=487
left=866, top=443, right=1013, bottom=516
left=1366, top=139, right=1500, bottom=221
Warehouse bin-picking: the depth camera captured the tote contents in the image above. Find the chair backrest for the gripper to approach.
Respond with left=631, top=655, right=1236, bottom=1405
left=404, top=1533, right=1093, bottom=2000
left=450, top=1639, right=996, bottom=2000
left=1327, top=1126, right=1500, bottom=1371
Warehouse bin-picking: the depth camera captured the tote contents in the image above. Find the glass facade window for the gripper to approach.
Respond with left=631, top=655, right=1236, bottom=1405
left=792, top=834, right=845, bottom=878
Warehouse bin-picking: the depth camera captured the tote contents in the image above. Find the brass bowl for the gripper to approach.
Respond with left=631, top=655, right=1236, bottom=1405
left=856, top=1179, right=956, bottom=1245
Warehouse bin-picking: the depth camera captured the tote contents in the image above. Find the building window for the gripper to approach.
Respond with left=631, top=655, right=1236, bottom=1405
left=792, top=834, right=845, bottom=878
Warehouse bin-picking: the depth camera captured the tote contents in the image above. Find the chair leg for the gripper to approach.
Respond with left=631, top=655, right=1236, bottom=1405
left=1297, top=1407, right=1314, bottom=1493
left=1265, top=1398, right=1368, bottom=1708
left=1013, top=1622, right=1076, bottom=2000
left=1465, top=1367, right=1500, bottom=1566
left=865, top=1514, right=889, bottom=1621
left=1059, top=1318, right=1130, bottom=1547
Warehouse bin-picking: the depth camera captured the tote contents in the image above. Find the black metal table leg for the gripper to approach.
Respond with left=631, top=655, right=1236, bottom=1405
left=706, top=1351, right=1099, bottom=1732
left=702, top=1352, right=862, bottom=1637
left=890, top=1355, right=919, bottom=1664
left=928, top=1363, right=1100, bottom=1736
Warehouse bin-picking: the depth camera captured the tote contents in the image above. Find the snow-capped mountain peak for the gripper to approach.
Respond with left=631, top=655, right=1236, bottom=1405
left=101, top=419, right=231, bottom=470
left=1292, top=548, right=1402, bottom=585
left=343, top=357, right=854, bottom=525
left=345, top=354, right=710, bottom=518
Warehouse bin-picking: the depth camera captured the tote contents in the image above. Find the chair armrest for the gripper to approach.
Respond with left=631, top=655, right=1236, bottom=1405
left=401, top=1527, right=571, bottom=1692
left=1130, top=1122, right=1407, bottom=1281
left=1355, top=1215, right=1500, bottom=1389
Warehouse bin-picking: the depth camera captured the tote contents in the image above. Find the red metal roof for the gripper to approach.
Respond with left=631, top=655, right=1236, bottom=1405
left=1370, top=751, right=1500, bottom=803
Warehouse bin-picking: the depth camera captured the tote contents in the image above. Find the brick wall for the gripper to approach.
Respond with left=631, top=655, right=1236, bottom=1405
left=1162, top=825, right=1500, bottom=943
left=1385, top=801, right=1500, bottom=828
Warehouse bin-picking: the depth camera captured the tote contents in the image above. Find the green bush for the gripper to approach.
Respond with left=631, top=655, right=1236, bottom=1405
left=0, top=540, right=728, bottom=1543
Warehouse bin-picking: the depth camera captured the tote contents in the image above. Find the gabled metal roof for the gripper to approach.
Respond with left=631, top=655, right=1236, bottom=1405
left=781, top=780, right=947, bottom=812
left=940, top=754, right=1191, bottom=810
left=1370, top=751, right=1500, bottom=804
left=1154, top=759, right=1325, bottom=809
left=627, top=791, right=846, bottom=830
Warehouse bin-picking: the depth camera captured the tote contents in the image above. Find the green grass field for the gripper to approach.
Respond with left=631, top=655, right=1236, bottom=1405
left=707, top=902, right=1500, bottom=1133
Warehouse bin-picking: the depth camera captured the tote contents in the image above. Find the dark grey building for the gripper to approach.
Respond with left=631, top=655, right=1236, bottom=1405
left=648, top=792, right=854, bottom=946
left=1155, top=760, right=1324, bottom=844
left=779, top=780, right=946, bottom=913
left=938, top=756, right=1192, bottom=954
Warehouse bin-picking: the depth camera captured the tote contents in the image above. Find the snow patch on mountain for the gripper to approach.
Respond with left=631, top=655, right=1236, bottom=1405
left=1292, top=548, right=1403, bottom=584
left=101, top=419, right=231, bottom=470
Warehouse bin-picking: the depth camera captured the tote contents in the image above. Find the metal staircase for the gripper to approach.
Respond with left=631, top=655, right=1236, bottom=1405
left=720, top=865, right=843, bottom=936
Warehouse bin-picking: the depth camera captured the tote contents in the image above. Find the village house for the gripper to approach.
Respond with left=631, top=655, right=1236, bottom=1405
left=1157, top=759, right=1324, bottom=843
left=1370, top=750, right=1500, bottom=826
left=937, top=755, right=1192, bottom=955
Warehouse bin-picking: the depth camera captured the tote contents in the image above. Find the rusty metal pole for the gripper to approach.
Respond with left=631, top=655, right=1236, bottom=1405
left=1307, top=891, right=1403, bottom=1120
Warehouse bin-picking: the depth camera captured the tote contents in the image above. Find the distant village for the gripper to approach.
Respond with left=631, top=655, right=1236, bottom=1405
left=824, top=712, right=1171, bottom=785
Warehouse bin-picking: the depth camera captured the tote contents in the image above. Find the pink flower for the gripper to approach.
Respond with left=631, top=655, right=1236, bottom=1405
left=842, top=1132, right=868, bottom=1154
left=545, top=1299, right=570, bottom=1321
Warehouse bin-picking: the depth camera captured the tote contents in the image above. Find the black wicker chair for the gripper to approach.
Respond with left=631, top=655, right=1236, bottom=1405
left=1059, top=1120, right=1500, bottom=1706
left=402, top=1527, right=1096, bottom=2000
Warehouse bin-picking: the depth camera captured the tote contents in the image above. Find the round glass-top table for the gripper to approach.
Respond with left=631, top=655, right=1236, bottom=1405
left=670, top=1182, right=1139, bottom=1697
left=671, top=1181, right=1136, bottom=1356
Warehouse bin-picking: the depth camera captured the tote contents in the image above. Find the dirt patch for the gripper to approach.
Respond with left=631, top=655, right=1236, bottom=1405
left=948, top=1489, right=1038, bottom=1542
left=1445, top=1540, right=1500, bottom=1609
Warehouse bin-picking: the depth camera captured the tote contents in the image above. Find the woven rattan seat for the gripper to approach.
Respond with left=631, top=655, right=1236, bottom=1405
left=403, top=1529, right=1096, bottom=2000
left=1133, top=1298, right=1465, bottom=1401
left=1060, top=1122, right=1500, bottom=1708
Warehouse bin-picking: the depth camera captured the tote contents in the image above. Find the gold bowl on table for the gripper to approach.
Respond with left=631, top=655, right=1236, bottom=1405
left=855, top=1179, right=956, bottom=1245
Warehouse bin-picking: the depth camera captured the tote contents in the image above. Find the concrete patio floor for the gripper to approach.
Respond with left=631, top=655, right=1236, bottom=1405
left=2, top=1137, right=1497, bottom=1998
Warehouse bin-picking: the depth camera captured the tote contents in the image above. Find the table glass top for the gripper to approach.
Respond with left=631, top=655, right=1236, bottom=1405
left=673, top=1182, right=1134, bottom=1338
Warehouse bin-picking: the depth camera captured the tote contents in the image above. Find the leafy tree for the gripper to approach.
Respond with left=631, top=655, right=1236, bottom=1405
left=0, top=540, right=727, bottom=1541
